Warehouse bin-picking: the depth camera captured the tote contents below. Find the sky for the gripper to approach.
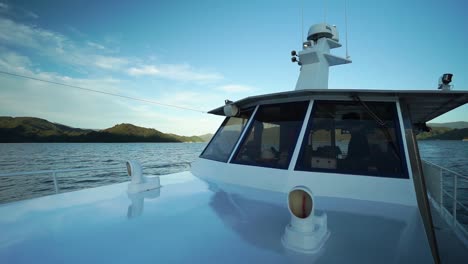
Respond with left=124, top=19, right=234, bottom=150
left=0, top=0, right=467, bottom=136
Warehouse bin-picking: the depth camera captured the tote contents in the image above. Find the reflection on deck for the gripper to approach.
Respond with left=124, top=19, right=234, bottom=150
left=207, top=180, right=432, bottom=263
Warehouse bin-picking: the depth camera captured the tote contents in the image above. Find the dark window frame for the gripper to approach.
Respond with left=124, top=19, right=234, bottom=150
left=294, top=100, right=409, bottom=179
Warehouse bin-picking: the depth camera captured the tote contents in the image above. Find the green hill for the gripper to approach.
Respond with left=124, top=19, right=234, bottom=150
left=198, top=133, right=214, bottom=142
left=0, top=117, right=92, bottom=142
left=427, top=121, right=468, bottom=129
left=417, top=124, right=468, bottom=141
left=0, top=116, right=90, bottom=135
left=424, top=128, right=468, bottom=140
left=0, top=117, right=203, bottom=143
left=103, top=123, right=176, bottom=142
left=416, top=127, right=453, bottom=140
left=2, top=116, right=465, bottom=142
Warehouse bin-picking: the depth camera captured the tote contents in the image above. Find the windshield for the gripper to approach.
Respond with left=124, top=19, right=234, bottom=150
left=200, top=109, right=253, bottom=162
left=231, top=101, right=309, bottom=169
left=295, top=100, right=408, bottom=178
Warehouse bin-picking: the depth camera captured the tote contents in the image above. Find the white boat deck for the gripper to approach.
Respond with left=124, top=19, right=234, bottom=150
left=0, top=172, right=436, bottom=263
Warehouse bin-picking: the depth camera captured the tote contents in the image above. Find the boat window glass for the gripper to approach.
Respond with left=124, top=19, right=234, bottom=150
left=295, top=100, right=408, bottom=178
left=200, top=109, right=253, bottom=162
left=232, top=101, right=309, bottom=169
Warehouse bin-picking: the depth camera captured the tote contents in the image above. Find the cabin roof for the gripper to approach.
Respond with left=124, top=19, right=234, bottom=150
left=0, top=171, right=433, bottom=263
left=209, top=89, right=468, bottom=124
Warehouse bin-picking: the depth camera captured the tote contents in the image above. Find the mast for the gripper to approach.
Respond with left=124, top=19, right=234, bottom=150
left=293, top=24, right=351, bottom=90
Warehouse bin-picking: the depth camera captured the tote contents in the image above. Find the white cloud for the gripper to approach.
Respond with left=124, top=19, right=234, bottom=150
left=0, top=2, right=8, bottom=10
left=127, top=63, right=223, bottom=82
left=94, top=55, right=129, bottom=70
left=25, top=10, right=39, bottom=19
left=0, top=50, right=220, bottom=135
left=0, top=17, right=223, bottom=83
left=0, top=18, right=63, bottom=50
left=0, top=15, right=242, bottom=135
left=127, top=65, right=159, bottom=76
left=0, top=2, right=38, bottom=18
left=87, top=41, right=106, bottom=50
left=0, top=50, right=123, bottom=92
left=0, top=50, right=32, bottom=73
left=0, top=18, right=126, bottom=72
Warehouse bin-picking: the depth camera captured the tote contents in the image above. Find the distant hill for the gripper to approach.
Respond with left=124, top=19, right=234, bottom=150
left=423, top=128, right=468, bottom=140
left=428, top=121, right=468, bottom=129
left=416, top=127, right=453, bottom=140
left=198, top=133, right=214, bottom=142
left=166, top=133, right=209, bottom=143
left=0, top=117, right=92, bottom=142
left=417, top=122, right=468, bottom=141
left=0, top=117, right=204, bottom=143
left=2, top=116, right=466, bottom=142
left=0, top=116, right=91, bottom=135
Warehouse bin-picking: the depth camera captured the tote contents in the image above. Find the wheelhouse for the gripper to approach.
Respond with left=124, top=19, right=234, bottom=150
left=200, top=90, right=466, bottom=174
left=192, top=89, right=468, bottom=205
left=202, top=98, right=409, bottom=179
left=190, top=21, right=468, bottom=262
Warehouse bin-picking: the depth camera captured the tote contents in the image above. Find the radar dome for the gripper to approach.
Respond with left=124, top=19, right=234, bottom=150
left=307, top=23, right=339, bottom=42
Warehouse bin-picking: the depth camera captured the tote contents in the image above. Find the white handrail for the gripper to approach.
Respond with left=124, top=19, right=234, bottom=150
left=0, top=167, right=124, bottom=177
left=0, top=166, right=124, bottom=194
left=423, top=160, right=468, bottom=181
left=422, top=159, right=468, bottom=246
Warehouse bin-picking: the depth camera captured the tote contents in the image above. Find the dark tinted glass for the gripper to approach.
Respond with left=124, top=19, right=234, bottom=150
left=232, top=101, right=309, bottom=169
left=295, top=100, right=408, bottom=178
left=200, top=109, right=253, bottom=162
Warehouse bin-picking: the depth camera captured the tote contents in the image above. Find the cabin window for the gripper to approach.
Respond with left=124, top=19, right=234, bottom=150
left=295, top=100, right=408, bottom=178
left=231, top=101, right=309, bottom=169
left=200, top=109, right=253, bottom=162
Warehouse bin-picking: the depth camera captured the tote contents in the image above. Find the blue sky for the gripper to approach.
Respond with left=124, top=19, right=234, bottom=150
left=0, top=0, right=467, bottom=135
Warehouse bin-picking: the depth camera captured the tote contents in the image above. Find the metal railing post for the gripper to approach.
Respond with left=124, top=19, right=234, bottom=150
left=419, top=160, right=468, bottom=243
left=52, top=172, right=59, bottom=194
left=0, top=166, right=124, bottom=199
left=440, top=167, right=443, bottom=208
left=453, top=174, right=457, bottom=225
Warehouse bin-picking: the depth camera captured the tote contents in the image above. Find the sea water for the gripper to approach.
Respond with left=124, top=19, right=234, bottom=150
left=419, top=140, right=468, bottom=227
left=0, top=141, right=466, bottom=204
left=0, top=143, right=206, bottom=203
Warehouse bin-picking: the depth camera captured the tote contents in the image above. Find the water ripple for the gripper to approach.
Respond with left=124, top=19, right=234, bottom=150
left=0, top=142, right=206, bottom=203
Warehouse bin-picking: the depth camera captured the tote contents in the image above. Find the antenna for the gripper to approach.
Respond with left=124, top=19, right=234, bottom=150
left=324, top=0, right=328, bottom=23
left=301, top=0, right=304, bottom=44
left=345, top=0, right=350, bottom=59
